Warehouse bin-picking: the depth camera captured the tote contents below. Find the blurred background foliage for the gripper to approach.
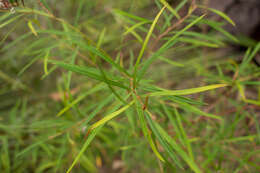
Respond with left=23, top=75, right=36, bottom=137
left=0, top=0, right=260, bottom=172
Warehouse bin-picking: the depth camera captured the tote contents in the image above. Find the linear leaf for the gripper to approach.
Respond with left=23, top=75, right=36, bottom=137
left=134, top=96, right=165, bottom=162
left=0, top=14, right=24, bottom=28
left=27, top=20, right=38, bottom=36
left=240, top=42, right=260, bottom=72
left=56, top=84, right=104, bottom=117
left=94, top=28, right=128, bottom=104
left=178, top=37, right=219, bottom=48
left=159, top=0, right=180, bottom=19
left=137, top=14, right=206, bottom=82
left=200, top=6, right=235, bottom=26
left=148, top=84, right=228, bottom=96
left=66, top=127, right=102, bottom=173
left=174, top=100, right=223, bottom=120
left=158, top=56, right=184, bottom=67
left=123, top=21, right=152, bottom=36
left=134, top=6, right=166, bottom=83
left=89, top=100, right=134, bottom=130
left=146, top=112, right=202, bottom=173
left=70, top=40, right=131, bottom=77
left=113, top=9, right=151, bottom=22
left=202, top=19, right=239, bottom=43
left=145, top=111, right=183, bottom=168
left=49, top=60, right=129, bottom=89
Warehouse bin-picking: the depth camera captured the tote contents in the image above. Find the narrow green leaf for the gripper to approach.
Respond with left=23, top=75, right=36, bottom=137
left=123, top=21, right=152, bottom=36
left=56, top=84, right=104, bottom=117
left=134, top=7, right=166, bottom=85
left=146, top=112, right=202, bottom=173
left=137, top=14, right=206, bottom=82
left=158, top=56, right=184, bottom=67
left=240, top=42, right=260, bottom=73
left=74, top=0, right=84, bottom=25
left=174, top=108, right=194, bottom=161
left=49, top=60, right=129, bottom=89
left=1, top=138, right=10, bottom=173
left=94, top=28, right=127, bottom=104
left=113, top=9, right=151, bottom=22
left=70, top=40, right=131, bottom=77
left=43, top=49, right=50, bottom=75
left=0, top=14, right=24, bottom=28
left=82, top=94, right=114, bottom=126
left=66, top=47, right=79, bottom=90
left=223, top=135, right=257, bottom=143
left=245, top=99, right=260, bottom=106
left=178, top=37, right=219, bottom=48
left=159, top=0, right=180, bottom=19
left=0, top=13, right=12, bottom=23
left=171, top=31, right=225, bottom=46
left=66, top=127, right=102, bottom=173
left=161, top=0, right=188, bottom=31
left=200, top=6, right=235, bottom=26
left=16, top=138, right=49, bottom=157
left=145, top=111, right=183, bottom=168
left=236, top=82, right=246, bottom=101
left=202, top=19, right=239, bottom=43
left=148, top=84, right=228, bottom=96
left=162, top=105, right=184, bottom=146
left=27, top=20, right=38, bottom=36
left=18, top=54, right=42, bottom=76
left=97, top=63, right=127, bottom=104
left=134, top=96, right=165, bottom=162
left=174, top=100, right=223, bottom=120
left=89, top=100, right=134, bottom=130
left=155, top=0, right=171, bottom=29
left=240, top=81, right=260, bottom=85
left=124, top=25, right=143, bottom=43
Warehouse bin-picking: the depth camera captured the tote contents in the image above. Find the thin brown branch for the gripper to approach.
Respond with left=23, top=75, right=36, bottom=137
left=37, top=0, right=54, bottom=17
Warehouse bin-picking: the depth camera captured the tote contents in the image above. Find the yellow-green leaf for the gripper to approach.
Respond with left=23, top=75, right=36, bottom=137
left=199, top=6, right=235, bottom=26
left=27, top=20, right=38, bottom=36
left=148, top=84, right=228, bottom=96
left=134, top=6, right=166, bottom=85
left=90, top=100, right=134, bottom=130
left=123, top=21, right=152, bottom=36
left=43, top=50, right=50, bottom=75
left=159, top=0, right=180, bottom=19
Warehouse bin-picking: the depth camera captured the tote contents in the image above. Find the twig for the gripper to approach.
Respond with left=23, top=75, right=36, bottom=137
left=37, top=0, right=54, bottom=17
